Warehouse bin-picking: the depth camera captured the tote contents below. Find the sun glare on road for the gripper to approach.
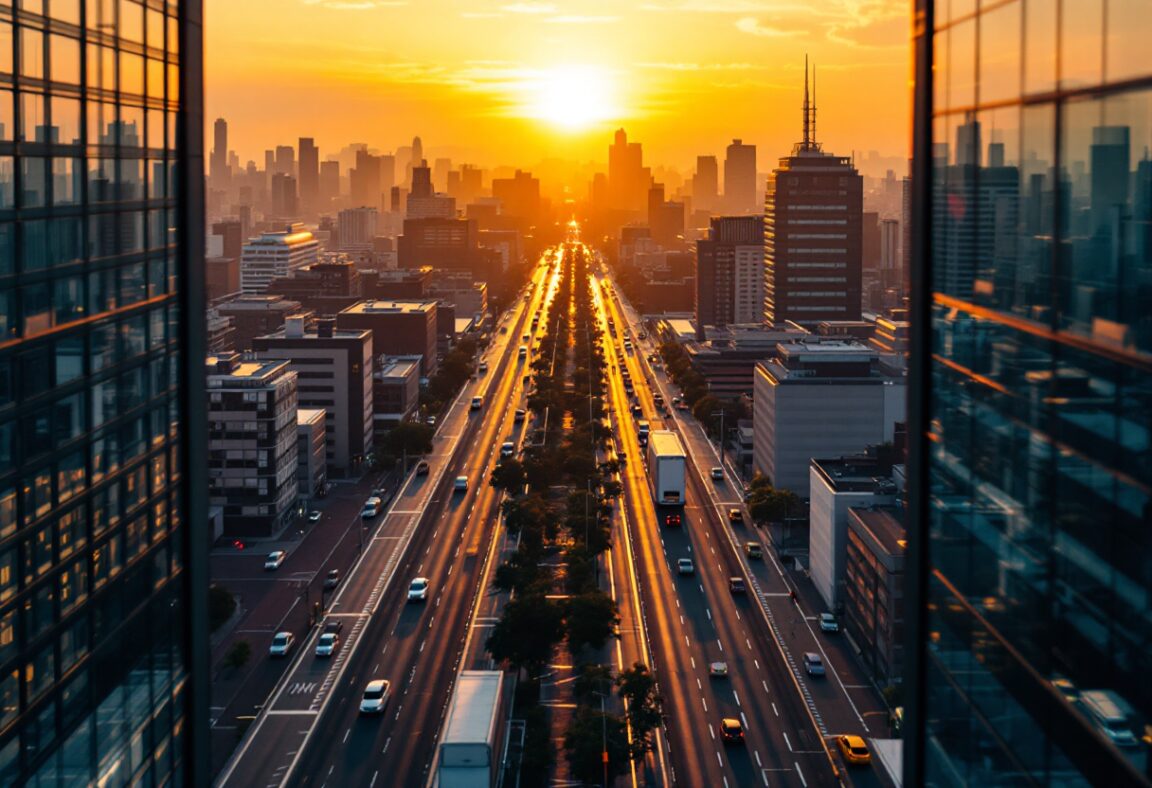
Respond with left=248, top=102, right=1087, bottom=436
left=530, top=65, right=617, bottom=130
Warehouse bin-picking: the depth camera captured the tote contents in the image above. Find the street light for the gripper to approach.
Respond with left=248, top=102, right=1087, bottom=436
left=592, top=684, right=610, bottom=788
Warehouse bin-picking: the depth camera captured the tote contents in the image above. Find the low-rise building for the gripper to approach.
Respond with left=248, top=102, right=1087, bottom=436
left=216, top=294, right=313, bottom=352
left=297, top=408, right=327, bottom=503
left=337, top=299, right=439, bottom=376
left=374, top=356, right=421, bottom=437
left=240, top=222, right=320, bottom=294
left=207, top=354, right=299, bottom=536
left=844, top=505, right=905, bottom=688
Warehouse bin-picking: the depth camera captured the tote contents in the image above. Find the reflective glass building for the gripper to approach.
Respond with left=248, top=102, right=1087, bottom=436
left=0, top=1, right=207, bottom=785
left=907, top=1, right=1152, bottom=785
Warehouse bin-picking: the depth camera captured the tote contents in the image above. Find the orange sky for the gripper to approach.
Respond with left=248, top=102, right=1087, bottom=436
left=205, top=1, right=910, bottom=174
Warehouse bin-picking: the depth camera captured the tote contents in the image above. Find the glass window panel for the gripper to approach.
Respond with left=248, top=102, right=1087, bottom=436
left=119, top=51, right=144, bottom=96
left=86, top=43, right=116, bottom=93
left=86, top=99, right=115, bottom=145
left=0, top=89, right=12, bottom=141
left=1107, top=0, right=1147, bottom=82
left=166, top=62, right=178, bottom=103
left=88, top=158, right=115, bottom=203
left=0, top=155, right=13, bottom=208
left=119, top=0, right=144, bottom=42
left=51, top=95, right=81, bottom=145
left=51, top=0, right=82, bottom=24
left=56, top=335, right=84, bottom=383
left=21, top=281, right=53, bottom=337
left=0, top=548, right=13, bottom=602
left=90, top=322, right=116, bottom=370
left=51, top=157, right=80, bottom=205
left=1023, top=0, right=1058, bottom=94
left=0, top=422, right=11, bottom=475
left=166, top=14, right=177, bottom=56
left=47, top=216, right=83, bottom=267
left=22, top=0, right=45, bottom=14
left=0, top=23, right=12, bottom=76
left=978, top=3, right=1020, bottom=105
left=49, top=33, right=81, bottom=85
left=0, top=672, right=16, bottom=733
left=20, top=28, right=44, bottom=80
left=0, top=608, right=13, bottom=666
left=1061, top=0, right=1103, bottom=89
left=146, top=109, right=163, bottom=149
left=118, top=158, right=143, bottom=200
left=20, top=156, right=47, bottom=208
left=18, top=91, right=46, bottom=142
left=87, top=0, right=115, bottom=31
left=120, top=104, right=144, bottom=149
left=0, top=488, right=14, bottom=539
left=146, top=57, right=163, bottom=100
left=54, top=275, right=85, bottom=327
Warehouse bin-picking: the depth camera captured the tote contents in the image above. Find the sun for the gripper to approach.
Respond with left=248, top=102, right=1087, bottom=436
left=530, top=65, right=617, bottom=130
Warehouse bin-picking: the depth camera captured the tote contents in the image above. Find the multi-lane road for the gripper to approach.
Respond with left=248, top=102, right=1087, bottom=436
left=216, top=236, right=889, bottom=788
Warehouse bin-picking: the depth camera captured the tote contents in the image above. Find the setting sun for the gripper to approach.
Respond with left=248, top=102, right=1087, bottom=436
left=529, top=65, right=618, bottom=131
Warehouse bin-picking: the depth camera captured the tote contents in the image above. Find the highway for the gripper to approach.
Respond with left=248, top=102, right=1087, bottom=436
left=218, top=255, right=561, bottom=788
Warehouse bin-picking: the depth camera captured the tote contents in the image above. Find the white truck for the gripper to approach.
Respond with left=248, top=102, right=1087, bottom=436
left=438, top=670, right=505, bottom=788
left=648, top=430, right=686, bottom=507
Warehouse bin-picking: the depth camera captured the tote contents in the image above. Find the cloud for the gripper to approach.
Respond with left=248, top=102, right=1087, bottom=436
left=501, top=2, right=557, bottom=12
left=545, top=14, right=617, bottom=23
left=636, top=62, right=758, bottom=71
left=735, top=17, right=801, bottom=37
left=301, top=0, right=407, bottom=8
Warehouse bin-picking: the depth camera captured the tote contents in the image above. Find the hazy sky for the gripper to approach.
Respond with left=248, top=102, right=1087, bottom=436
left=206, top=0, right=910, bottom=172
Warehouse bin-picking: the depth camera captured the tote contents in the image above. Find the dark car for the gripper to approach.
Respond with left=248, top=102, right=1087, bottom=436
left=720, top=718, right=745, bottom=744
left=324, top=569, right=340, bottom=590
left=664, top=513, right=681, bottom=527
left=415, top=460, right=430, bottom=476
left=728, top=577, right=747, bottom=594
left=323, top=619, right=344, bottom=635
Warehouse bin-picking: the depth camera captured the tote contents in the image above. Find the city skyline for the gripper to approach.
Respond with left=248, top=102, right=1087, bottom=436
left=205, top=0, right=911, bottom=169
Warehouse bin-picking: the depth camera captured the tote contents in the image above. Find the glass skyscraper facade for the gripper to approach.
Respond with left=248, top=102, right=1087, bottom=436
left=0, top=1, right=206, bottom=785
left=908, top=1, right=1152, bottom=785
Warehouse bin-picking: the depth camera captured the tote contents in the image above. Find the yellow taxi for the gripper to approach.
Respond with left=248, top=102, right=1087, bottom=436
left=836, top=734, right=871, bottom=766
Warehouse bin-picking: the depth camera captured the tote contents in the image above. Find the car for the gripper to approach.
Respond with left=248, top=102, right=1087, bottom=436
left=264, top=550, right=286, bottom=570
left=803, top=652, right=825, bottom=676
left=820, top=613, right=840, bottom=633
left=720, top=717, right=745, bottom=744
left=415, top=460, right=430, bottom=476
left=518, top=345, right=528, bottom=359
left=637, top=332, right=647, bottom=340
left=709, top=661, right=728, bottom=677
left=745, top=542, right=763, bottom=560
left=1051, top=676, right=1080, bottom=703
left=426, top=415, right=437, bottom=426
left=664, top=513, right=681, bottom=527
left=269, top=632, right=294, bottom=657
left=323, top=619, right=343, bottom=635
left=728, top=508, right=744, bottom=524
left=710, top=467, right=724, bottom=481
left=308, top=510, right=322, bottom=523
left=408, top=577, right=429, bottom=602
left=522, top=334, right=530, bottom=341
left=324, top=569, right=341, bottom=590
left=478, top=361, right=488, bottom=374
left=630, top=404, right=642, bottom=417
left=676, top=558, right=695, bottom=576
left=514, top=409, right=526, bottom=423
left=470, top=396, right=483, bottom=410
left=500, top=441, right=516, bottom=458
left=360, top=679, right=392, bottom=715
left=836, top=734, right=872, bottom=766
left=315, top=632, right=340, bottom=657
left=499, top=326, right=508, bottom=334
left=453, top=476, right=468, bottom=492
left=728, top=577, right=746, bottom=594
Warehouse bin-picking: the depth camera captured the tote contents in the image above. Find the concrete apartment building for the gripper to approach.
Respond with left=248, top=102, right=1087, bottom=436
left=296, top=408, right=327, bottom=504
left=337, top=300, right=439, bottom=376
left=216, top=294, right=312, bottom=352
left=373, top=356, right=421, bottom=437
left=752, top=339, right=905, bottom=492
left=844, top=505, right=905, bottom=688
left=253, top=317, right=374, bottom=477
left=695, top=215, right=765, bottom=327
left=206, top=354, right=300, bottom=536
left=240, top=222, right=320, bottom=294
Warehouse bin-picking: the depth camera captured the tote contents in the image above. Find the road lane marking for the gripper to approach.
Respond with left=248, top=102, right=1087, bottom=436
left=733, top=690, right=741, bottom=707
left=754, top=750, right=762, bottom=767
left=795, top=763, right=807, bottom=787
left=783, top=731, right=792, bottom=751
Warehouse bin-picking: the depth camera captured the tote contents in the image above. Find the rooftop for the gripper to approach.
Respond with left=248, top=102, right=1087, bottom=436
left=848, top=506, right=906, bottom=556
left=297, top=408, right=326, bottom=426
left=205, top=355, right=292, bottom=385
left=377, top=359, right=420, bottom=379
left=811, top=455, right=899, bottom=495
left=341, top=299, right=437, bottom=316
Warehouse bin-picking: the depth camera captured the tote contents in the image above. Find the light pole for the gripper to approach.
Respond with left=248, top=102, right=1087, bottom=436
left=593, top=685, right=609, bottom=788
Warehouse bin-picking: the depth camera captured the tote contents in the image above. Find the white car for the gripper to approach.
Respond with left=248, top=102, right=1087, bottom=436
left=408, top=577, right=429, bottom=602
left=710, top=467, right=724, bottom=481
left=471, top=396, right=483, bottom=410
left=269, top=632, right=294, bottom=657
left=315, top=632, right=340, bottom=657
left=676, top=558, right=695, bottom=576
left=360, top=679, right=391, bottom=714
left=264, top=550, right=286, bottom=570
left=500, top=441, right=516, bottom=458
left=307, top=510, right=322, bottom=523
left=820, top=613, right=840, bottom=633
left=453, top=476, right=468, bottom=492
left=710, top=661, right=729, bottom=677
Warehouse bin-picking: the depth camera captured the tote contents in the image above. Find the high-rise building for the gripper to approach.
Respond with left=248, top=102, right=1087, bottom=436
left=0, top=3, right=209, bottom=784
left=240, top=223, right=320, bottom=293
left=764, top=62, right=862, bottom=326
left=270, top=172, right=298, bottom=218
left=274, top=144, right=295, bottom=177
left=338, top=207, right=380, bottom=250
left=724, top=139, right=757, bottom=214
left=298, top=137, right=319, bottom=212
left=212, top=117, right=230, bottom=186
left=319, top=159, right=340, bottom=207
left=608, top=128, right=649, bottom=213
left=407, top=160, right=456, bottom=219
left=206, top=355, right=299, bottom=536
left=351, top=149, right=382, bottom=208
left=491, top=169, right=541, bottom=227
left=905, top=3, right=1152, bottom=786
left=695, top=216, right=764, bottom=327
left=693, top=155, right=719, bottom=213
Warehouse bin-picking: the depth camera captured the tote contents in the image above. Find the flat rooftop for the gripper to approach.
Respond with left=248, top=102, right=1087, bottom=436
left=377, top=359, right=420, bottom=379
left=205, top=356, right=290, bottom=384
left=297, top=408, right=326, bottom=426
left=811, top=456, right=898, bottom=494
left=341, top=299, right=437, bottom=315
left=849, top=506, right=906, bottom=556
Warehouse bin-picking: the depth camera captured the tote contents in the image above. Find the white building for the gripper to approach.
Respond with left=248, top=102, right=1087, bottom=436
left=337, top=206, right=379, bottom=251
left=752, top=339, right=905, bottom=492
left=733, top=243, right=766, bottom=324
left=240, top=222, right=320, bottom=294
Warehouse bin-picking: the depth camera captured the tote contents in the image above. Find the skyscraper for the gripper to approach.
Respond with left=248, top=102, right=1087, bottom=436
left=212, top=117, right=230, bottom=186
left=906, top=2, right=1152, bottom=786
left=724, top=139, right=757, bottom=214
left=298, top=137, right=319, bottom=212
left=693, top=155, right=719, bottom=213
left=763, top=62, right=862, bottom=326
left=0, top=2, right=208, bottom=784
left=608, top=128, right=649, bottom=213
left=695, top=215, right=764, bottom=327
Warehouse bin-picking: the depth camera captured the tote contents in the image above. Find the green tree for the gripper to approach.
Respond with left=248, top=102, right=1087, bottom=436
left=573, top=663, right=615, bottom=703
left=519, top=705, right=553, bottom=788
left=618, top=662, right=663, bottom=757
left=223, top=640, right=251, bottom=671
left=489, top=459, right=527, bottom=495
left=748, top=486, right=799, bottom=525
left=691, top=394, right=722, bottom=426
left=563, top=707, right=631, bottom=785
left=385, top=421, right=434, bottom=459
left=209, top=585, right=237, bottom=633
left=486, top=594, right=564, bottom=677
left=565, top=590, right=620, bottom=656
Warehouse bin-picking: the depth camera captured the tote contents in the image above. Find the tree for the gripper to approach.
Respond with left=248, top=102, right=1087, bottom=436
left=489, top=459, right=527, bottom=495
left=748, top=486, right=800, bottom=525
left=223, top=640, right=251, bottom=671
left=486, top=594, right=564, bottom=677
left=618, top=662, right=663, bottom=757
left=692, top=394, right=722, bottom=426
left=386, top=421, right=434, bottom=459
left=209, top=585, right=237, bottom=633
left=563, top=707, right=631, bottom=785
left=573, top=663, right=614, bottom=703
left=565, top=590, right=620, bottom=656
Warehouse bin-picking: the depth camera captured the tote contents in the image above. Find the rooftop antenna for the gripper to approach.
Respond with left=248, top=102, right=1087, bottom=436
left=802, top=54, right=811, bottom=149
left=811, top=62, right=817, bottom=148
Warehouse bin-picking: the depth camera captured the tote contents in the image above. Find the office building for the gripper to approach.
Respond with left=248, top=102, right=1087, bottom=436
left=491, top=169, right=541, bottom=227
left=0, top=3, right=209, bottom=784
left=764, top=63, right=863, bottom=326
left=206, top=256, right=241, bottom=302
left=752, top=340, right=905, bottom=492
left=695, top=216, right=765, bottom=327
left=212, top=117, right=230, bottom=186
left=427, top=270, right=489, bottom=318
left=319, top=160, right=340, bottom=207
left=407, top=159, right=456, bottom=219
left=337, top=300, right=439, bottom=376
left=216, top=295, right=312, bottom=353
left=298, top=137, right=319, bottom=212
left=296, top=408, right=327, bottom=503
left=206, top=355, right=299, bottom=536
left=212, top=219, right=244, bottom=261
left=693, top=155, right=719, bottom=213
left=351, top=149, right=382, bottom=209
left=253, top=318, right=374, bottom=477
left=269, top=172, right=298, bottom=218
left=843, top=505, right=905, bottom=689
left=373, top=357, right=421, bottom=436
left=397, top=216, right=479, bottom=269
left=905, top=3, right=1152, bottom=785
left=240, top=223, right=320, bottom=293
left=724, top=139, right=757, bottom=214
left=274, top=144, right=295, bottom=177
left=364, top=267, right=432, bottom=300
left=338, top=207, right=379, bottom=251
left=608, top=128, right=650, bottom=213
left=266, top=260, right=362, bottom=317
